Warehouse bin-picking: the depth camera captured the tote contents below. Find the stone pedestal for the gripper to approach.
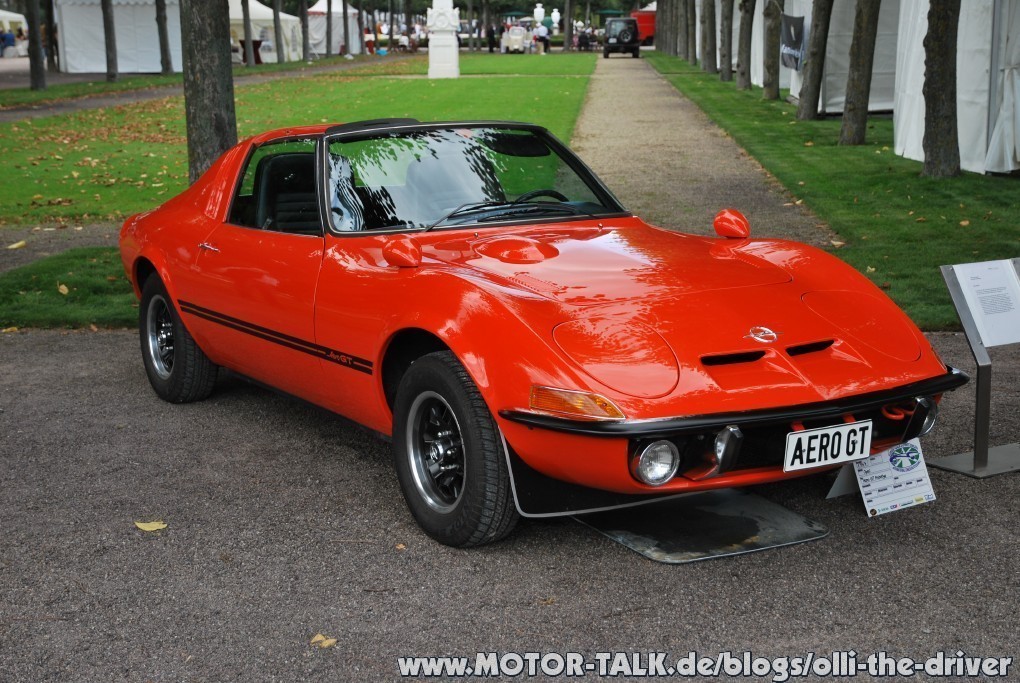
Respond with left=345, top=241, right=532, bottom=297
left=427, top=0, right=460, bottom=79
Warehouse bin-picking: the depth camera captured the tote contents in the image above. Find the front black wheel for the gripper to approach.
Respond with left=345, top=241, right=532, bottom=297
left=139, top=276, right=217, bottom=403
left=393, top=351, right=518, bottom=547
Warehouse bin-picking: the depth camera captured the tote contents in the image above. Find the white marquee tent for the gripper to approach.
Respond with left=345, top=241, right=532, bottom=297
left=54, top=0, right=184, bottom=74
left=228, top=0, right=302, bottom=63
left=895, top=0, right=1020, bottom=174
left=308, top=0, right=362, bottom=56
left=750, top=0, right=790, bottom=90
left=786, top=0, right=900, bottom=113
left=0, top=8, right=27, bottom=31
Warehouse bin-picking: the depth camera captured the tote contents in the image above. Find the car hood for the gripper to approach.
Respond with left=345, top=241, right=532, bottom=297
left=425, top=223, right=792, bottom=306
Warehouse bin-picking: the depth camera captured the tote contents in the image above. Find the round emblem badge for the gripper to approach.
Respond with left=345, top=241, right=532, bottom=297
left=888, top=443, right=922, bottom=472
left=745, top=326, right=779, bottom=343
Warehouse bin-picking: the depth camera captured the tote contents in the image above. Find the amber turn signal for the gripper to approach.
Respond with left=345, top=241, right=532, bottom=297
left=529, top=386, right=626, bottom=421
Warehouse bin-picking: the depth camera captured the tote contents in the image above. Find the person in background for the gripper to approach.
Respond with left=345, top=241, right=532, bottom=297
left=535, top=22, right=549, bottom=54
left=486, top=24, right=495, bottom=53
left=0, top=28, right=15, bottom=57
left=364, top=25, right=375, bottom=54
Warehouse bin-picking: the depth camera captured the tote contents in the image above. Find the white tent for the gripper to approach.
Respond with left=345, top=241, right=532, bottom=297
left=54, top=0, right=184, bottom=74
left=694, top=0, right=740, bottom=72
left=895, top=0, right=1020, bottom=174
left=786, top=0, right=900, bottom=114
left=0, top=8, right=27, bottom=31
left=228, top=0, right=302, bottom=62
left=308, top=0, right=362, bottom=56
left=750, top=0, right=790, bottom=89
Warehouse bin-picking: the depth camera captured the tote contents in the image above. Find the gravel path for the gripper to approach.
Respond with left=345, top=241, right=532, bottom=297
left=572, top=57, right=836, bottom=247
left=2, top=56, right=1018, bottom=682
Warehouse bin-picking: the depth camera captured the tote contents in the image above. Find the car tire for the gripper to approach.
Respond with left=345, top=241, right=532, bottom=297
left=393, top=351, right=518, bottom=547
left=603, top=48, right=609, bottom=58
left=139, top=275, right=217, bottom=403
left=633, top=48, right=640, bottom=58
left=618, top=29, right=634, bottom=44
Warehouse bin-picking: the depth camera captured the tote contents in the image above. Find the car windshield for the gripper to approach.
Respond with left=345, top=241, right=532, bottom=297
left=327, top=126, right=622, bottom=232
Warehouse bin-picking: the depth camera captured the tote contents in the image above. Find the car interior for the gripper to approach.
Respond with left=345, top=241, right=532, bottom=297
left=230, top=150, right=320, bottom=235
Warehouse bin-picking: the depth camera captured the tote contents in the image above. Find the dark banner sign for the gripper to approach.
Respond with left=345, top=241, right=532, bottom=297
left=781, top=14, right=806, bottom=71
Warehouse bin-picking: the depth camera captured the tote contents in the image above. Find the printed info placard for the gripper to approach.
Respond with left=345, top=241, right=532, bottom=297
left=854, top=439, right=936, bottom=517
left=954, top=259, right=1020, bottom=348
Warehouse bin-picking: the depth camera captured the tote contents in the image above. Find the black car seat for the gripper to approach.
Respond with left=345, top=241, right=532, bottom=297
left=253, top=153, right=319, bottom=234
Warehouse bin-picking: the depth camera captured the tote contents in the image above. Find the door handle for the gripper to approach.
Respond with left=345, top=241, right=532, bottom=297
left=198, top=242, right=220, bottom=253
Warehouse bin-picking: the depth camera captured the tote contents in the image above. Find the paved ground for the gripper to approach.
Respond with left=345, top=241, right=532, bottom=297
left=2, top=56, right=1019, bottom=681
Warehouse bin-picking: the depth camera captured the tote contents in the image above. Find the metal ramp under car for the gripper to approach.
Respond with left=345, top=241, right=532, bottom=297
left=574, top=489, right=828, bottom=564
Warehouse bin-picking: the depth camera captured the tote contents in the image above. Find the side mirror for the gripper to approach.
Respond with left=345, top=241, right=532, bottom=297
left=382, top=235, right=422, bottom=268
left=713, top=209, right=751, bottom=239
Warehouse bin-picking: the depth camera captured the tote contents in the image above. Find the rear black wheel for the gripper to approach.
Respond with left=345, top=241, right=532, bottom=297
left=139, top=276, right=217, bottom=403
left=393, top=351, right=518, bottom=547
left=603, top=48, right=609, bottom=58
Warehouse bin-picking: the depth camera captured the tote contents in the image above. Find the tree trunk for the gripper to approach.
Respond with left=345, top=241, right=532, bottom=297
left=678, top=0, right=689, bottom=60
left=564, top=0, right=573, bottom=51
left=839, top=0, right=881, bottom=145
left=795, top=0, right=833, bottom=119
left=240, top=0, right=255, bottom=66
left=299, top=0, right=310, bottom=61
left=762, top=0, right=784, bottom=99
left=155, top=0, right=173, bottom=74
left=45, top=0, right=57, bottom=72
left=719, top=0, right=733, bottom=79
left=180, top=0, right=237, bottom=184
left=921, top=0, right=961, bottom=177
left=272, top=0, right=285, bottom=63
left=326, top=0, right=333, bottom=56
left=736, top=0, right=755, bottom=89
left=686, top=0, right=697, bottom=63
left=100, top=0, right=118, bottom=82
left=701, top=0, right=717, bottom=73
left=342, top=0, right=351, bottom=54
left=27, top=0, right=46, bottom=90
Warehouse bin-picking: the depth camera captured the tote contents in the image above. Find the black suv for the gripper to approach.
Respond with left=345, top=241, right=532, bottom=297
left=603, top=18, right=640, bottom=58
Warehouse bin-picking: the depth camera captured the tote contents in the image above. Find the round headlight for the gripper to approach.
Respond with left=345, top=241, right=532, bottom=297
left=630, top=440, right=680, bottom=486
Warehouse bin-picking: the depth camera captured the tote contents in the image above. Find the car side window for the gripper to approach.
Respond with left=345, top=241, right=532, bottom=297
left=228, top=138, right=321, bottom=235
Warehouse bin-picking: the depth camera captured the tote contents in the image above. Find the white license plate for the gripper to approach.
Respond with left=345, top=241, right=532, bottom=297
left=608, top=38, right=618, bottom=43
left=783, top=420, right=873, bottom=472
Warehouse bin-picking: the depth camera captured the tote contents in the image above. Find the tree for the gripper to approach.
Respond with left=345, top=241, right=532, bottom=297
left=342, top=0, right=352, bottom=54
left=564, top=0, right=573, bottom=51
left=719, top=0, right=734, bottom=80
left=299, top=0, right=310, bottom=61
left=762, top=0, right=783, bottom=99
left=839, top=0, right=881, bottom=145
left=241, top=0, right=256, bottom=66
left=326, top=0, right=333, bottom=56
left=26, top=0, right=46, bottom=90
left=180, top=0, right=237, bottom=183
left=736, top=0, right=755, bottom=89
left=155, top=0, right=173, bottom=74
left=795, top=0, right=833, bottom=119
left=701, top=0, right=717, bottom=73
left=272, top=0, right=286, bottom=63
left=45, top=0, right=57, bottom=72
left=388, top=0, right=395, bottom=51
left=686, top=0, right=697, bottom=63
left=678, top=0, right=689, bottom=60
left=921, top=0, right=961, bottom=177
left=100, top=0, right=118, bottom=82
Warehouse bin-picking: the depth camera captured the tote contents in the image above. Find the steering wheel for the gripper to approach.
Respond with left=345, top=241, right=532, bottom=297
left=512, top=189, right=569, bottom=205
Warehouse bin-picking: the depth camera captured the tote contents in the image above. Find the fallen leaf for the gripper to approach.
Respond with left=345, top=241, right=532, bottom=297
left=915, top=217, right=927, bottom=223
left=804, top=141, right=814, bottom=147
left=6, top=240, right=26, bottom=250
left=539, top=597, right=557, bottom=606
left=880, top=282, right=891, bottom=290
left=89, top=324, right=99, bottom=332
left=866, top=266, right=876, bottom=273
left=2, top=327, right=19, bottom=333
left=310, top=633, right=337, bottom=649
left=310, top=634, right=325, bottom=645
left=57, top=283, right=69, bottom=295
left=395, top=543, right=406, bottom=551
left=830, top=240, right=846, bottom=248
left=959, top=220, right=970, bottom=226
left=134, top=520, right=167, bottom=532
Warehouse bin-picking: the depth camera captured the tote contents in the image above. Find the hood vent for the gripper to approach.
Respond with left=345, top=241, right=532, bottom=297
left=786, top=339, right=834, bottom=357
left=701, top=350, right=766, bottom=366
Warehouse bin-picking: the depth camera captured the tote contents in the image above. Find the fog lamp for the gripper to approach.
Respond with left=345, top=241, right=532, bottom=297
left=630, top=440, right=680, bottom=486
left=712, top=425, right=743, bottom=473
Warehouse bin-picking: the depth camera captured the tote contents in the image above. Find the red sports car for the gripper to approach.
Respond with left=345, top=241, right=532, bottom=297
left=119, top=119, right=966, bottom=547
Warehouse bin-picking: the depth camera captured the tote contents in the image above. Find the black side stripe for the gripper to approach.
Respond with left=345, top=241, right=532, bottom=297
left=178, top=300, right=373, bottom=375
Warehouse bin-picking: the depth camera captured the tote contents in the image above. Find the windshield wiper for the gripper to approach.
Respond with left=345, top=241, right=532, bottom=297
left=422, top=200, right=513, bottom=232
left=473, top=202, right=598, bottom=223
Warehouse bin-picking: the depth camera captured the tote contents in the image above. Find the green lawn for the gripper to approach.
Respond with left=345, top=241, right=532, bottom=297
left=645, top=53, right=1020, bottom=329
left=0, top=247, right=134, bottom=328
left=0, top=53, right=594, bottom=227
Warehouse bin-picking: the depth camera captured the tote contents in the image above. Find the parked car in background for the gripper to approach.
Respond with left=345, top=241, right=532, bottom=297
left=603, top=17, right=641, bottom=58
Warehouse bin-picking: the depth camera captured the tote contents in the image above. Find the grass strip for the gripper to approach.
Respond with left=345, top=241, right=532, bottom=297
left=0, top=247, right=134, bottom=328
left=645, top=52, right=1019, bottom=329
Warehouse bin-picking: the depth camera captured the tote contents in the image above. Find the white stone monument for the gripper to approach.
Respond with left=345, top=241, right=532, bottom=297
left=534, top=3, right=545, bottom=24
left=428, top=0, right=460, bottom=79
left=551, top=8, right=560, bottom=34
